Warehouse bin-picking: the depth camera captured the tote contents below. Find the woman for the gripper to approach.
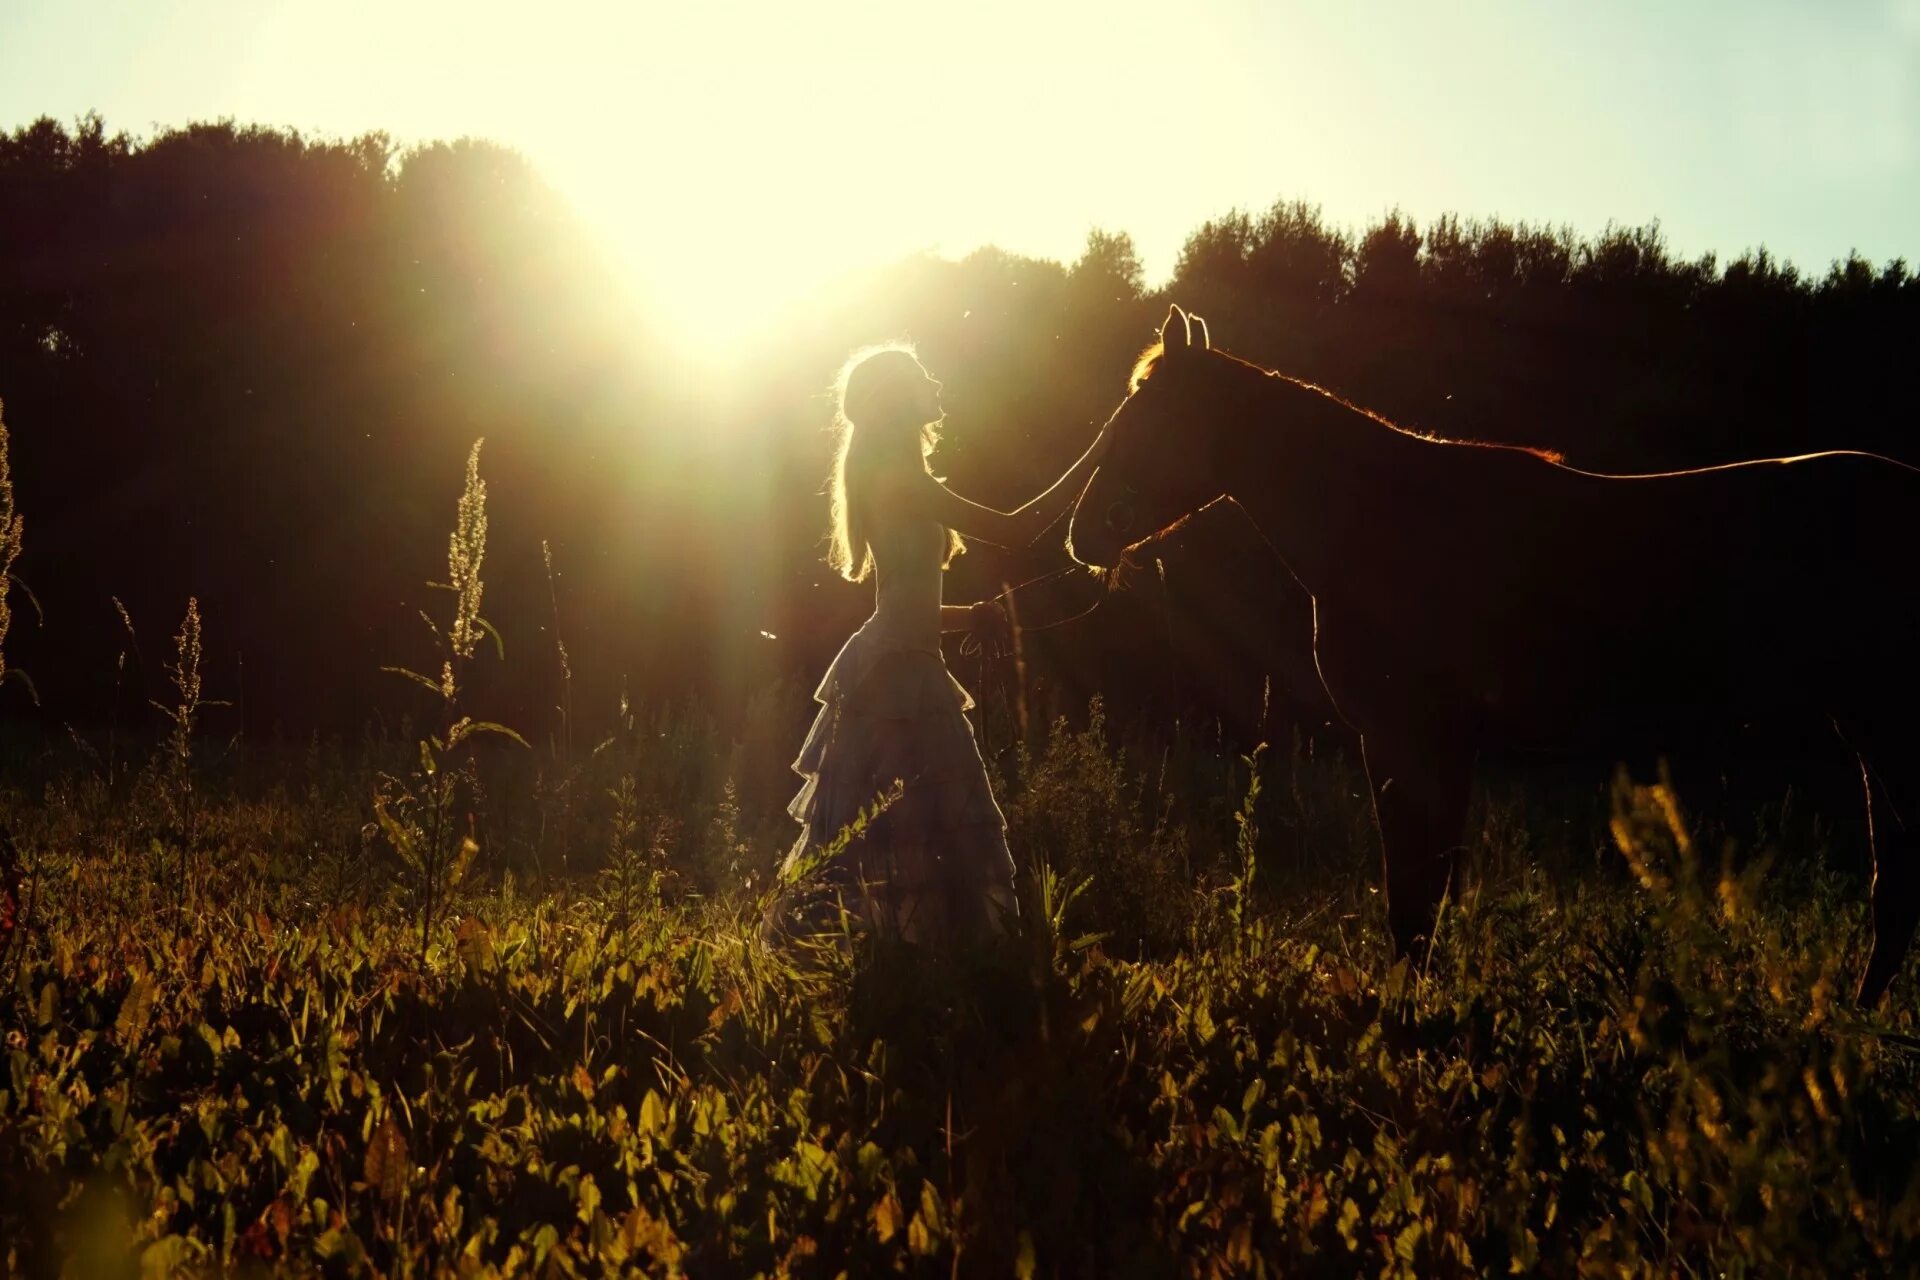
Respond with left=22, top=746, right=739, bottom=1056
left=772, top=343, right=1112, bottom=948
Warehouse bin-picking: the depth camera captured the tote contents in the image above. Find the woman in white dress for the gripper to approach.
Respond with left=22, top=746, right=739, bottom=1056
left=773, top=344, right=1113, bottom=948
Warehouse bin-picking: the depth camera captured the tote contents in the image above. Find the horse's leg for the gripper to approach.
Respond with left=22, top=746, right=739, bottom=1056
left=1360, top=725, right=1475, bottom=958
left=1852, top=747, right=1920, bottom=1006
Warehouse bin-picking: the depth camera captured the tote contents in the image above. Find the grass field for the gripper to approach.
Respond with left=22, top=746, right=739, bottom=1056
left=3, top=437, right=1918, bottom=1277
left=2, top=703, right=1918, bottom=1278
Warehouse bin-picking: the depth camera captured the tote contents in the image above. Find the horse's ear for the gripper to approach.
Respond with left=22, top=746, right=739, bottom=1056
left=1190, top=313, right=1211, bottom=350
left=1159, top=303, right=1192, bottom=353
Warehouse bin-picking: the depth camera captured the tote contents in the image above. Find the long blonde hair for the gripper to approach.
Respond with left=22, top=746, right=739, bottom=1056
left=826, top=344, right=966, bottom=582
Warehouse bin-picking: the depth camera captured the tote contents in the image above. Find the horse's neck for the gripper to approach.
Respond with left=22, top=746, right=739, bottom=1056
left=1216, top=371, right=1392, bottom=595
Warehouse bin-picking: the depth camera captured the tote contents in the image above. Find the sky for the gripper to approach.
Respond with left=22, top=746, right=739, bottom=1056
left=2, top=0, right=1915, bottom=344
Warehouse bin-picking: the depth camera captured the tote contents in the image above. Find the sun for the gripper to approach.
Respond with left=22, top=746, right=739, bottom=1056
left=377, top=0, right=1229, bottom=363
left=510, top=7, right=949, bottom=361
left=574, top=190, right=898, bottom=361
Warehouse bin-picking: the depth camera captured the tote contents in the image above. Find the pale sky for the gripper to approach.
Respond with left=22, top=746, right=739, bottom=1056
left=3, top=0, right=1915, bottom=344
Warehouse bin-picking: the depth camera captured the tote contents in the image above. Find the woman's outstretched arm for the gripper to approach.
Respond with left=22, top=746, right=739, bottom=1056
left=903, top=422, right=1113, bottom=549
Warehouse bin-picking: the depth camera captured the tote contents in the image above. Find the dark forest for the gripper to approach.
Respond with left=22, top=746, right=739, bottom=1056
left=6, top=114, right=1912, bottom=743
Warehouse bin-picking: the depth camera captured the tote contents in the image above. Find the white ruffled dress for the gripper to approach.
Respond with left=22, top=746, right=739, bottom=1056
left=775, top=511, right=1018, bottom=946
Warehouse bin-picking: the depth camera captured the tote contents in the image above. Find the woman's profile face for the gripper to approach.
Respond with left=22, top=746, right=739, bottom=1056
left=908, top=365, right=943, bottom=423
left=846, top=352, right=941, bottom=432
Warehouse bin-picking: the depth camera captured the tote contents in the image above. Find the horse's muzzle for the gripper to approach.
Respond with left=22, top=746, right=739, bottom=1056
left=1106, top=489, right=1137, bottom=539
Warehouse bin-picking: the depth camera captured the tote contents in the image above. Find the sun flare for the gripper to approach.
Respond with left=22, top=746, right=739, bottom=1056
left=363, top=0, right=1279, bottom=359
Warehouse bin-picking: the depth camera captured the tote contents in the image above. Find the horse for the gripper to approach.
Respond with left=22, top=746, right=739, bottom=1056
left=1067, top=304, right=1920, bottom=1005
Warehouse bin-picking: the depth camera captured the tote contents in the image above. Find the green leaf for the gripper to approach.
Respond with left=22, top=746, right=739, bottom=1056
left=477, top=616, right=507, bottom=661
left=315, top=1227, right=365, bottom=1264
left=1191, top=998, right=1216, bottom=1044
left=908, top=1181, right=944, bottom=1256
left=293, top=1147, right=320, bottom=1202
left=365, top=1112, right=408, bottom=1202
left=871, top=1191, right=901, bottom=1243
left=1015, top=1232, right=1038, bottom=1280
left=456, top=918, right=496, bottom=972
left=1336, top=1197, right=1362, bottom=1250
left=382, top=665, right=445, bottom=697
left=1, top=667, right=39, bottom=706
left=463, top=720, right=529, bottom=749
left=448, top=835, right=479, bottom=889
left=372, top=792, right=418, bottom=864
left=115, top=974, right=157, bottom=1044
left=6, top=572, right=44, bottom=628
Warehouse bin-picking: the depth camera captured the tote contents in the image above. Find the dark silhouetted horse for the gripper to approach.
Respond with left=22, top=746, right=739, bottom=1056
left=1068, top=304, right=1920, bottom=1005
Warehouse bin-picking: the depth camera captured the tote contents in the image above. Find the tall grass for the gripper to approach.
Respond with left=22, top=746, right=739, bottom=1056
left=151, top=596, right=209, bottom=920
left=0, top=398, right=30, bottom=705
left=372, top=438, right=527, bottom=966
left=0, top=399, right=27, bottom=994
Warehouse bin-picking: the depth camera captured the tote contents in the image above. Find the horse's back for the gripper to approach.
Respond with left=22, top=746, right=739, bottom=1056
left=1423, top=447, right=1920, bottom=746
left=1645, top=456, right=1912, bottom=711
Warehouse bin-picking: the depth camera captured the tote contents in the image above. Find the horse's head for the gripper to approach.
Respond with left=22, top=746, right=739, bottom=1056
left=1068, top=303, right=1230, bottom=571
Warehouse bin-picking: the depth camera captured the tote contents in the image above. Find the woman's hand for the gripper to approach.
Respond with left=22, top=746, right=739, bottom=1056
left=966, top=599, right=1013, bottom=658
left=917, top=418, right=1118, bottom=550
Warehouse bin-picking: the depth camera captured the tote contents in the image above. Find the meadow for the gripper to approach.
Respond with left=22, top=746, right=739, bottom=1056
left=2, top=442, right=1918, bottom=1277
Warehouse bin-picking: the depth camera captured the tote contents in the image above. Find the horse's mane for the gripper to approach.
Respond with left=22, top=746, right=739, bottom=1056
left=1128, top=341, right=1565, bottom=464
left=1126, top=344, right=1164, bottom=393
left=1133, top=340, right=1920, bottom=479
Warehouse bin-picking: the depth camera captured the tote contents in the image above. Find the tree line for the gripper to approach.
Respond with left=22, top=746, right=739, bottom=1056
left=1, top=114, right=1913, bottom=742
